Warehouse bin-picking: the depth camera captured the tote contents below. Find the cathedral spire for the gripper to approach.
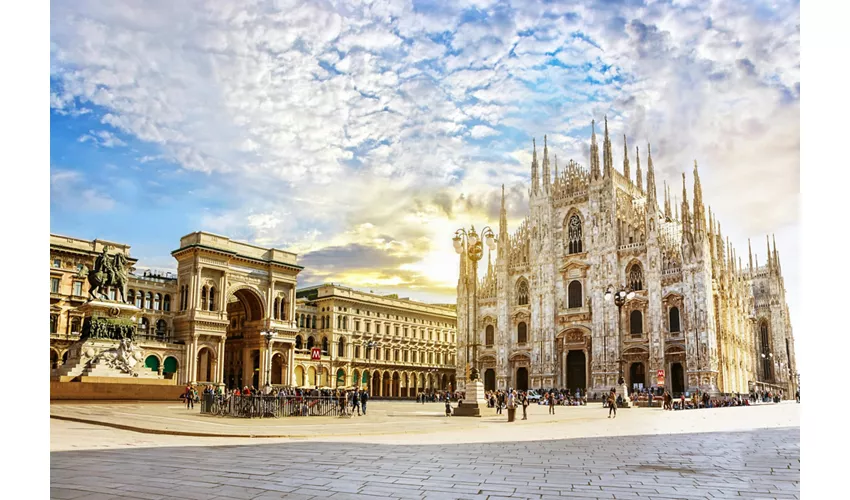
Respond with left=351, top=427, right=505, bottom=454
left=542, top=135, right=550, bottom=195
left=748, top=238, right=753, bottom=273
left=531, top=138, right=539, bottom=195
left=664, top=181, right=672, bottom=220
left=590, top=120, right=600, bottom=180
left=623, top=134, right=630, bottom=182
left=708, top=207, right=715, bottom=262
left=646, top=143, right=657, bottom=209
left=674, top=195, right=679, bottom=221
left=692, top=160, right=706, bottom=237
left=681, top=172, right=692, bottom=236
left=766, top=234, right=772, bottom=271
left=603, top=116, right=613, bottom=178
left=635, top=146, right=643, bottom=192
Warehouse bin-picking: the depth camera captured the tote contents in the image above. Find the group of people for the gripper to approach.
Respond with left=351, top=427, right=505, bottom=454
left=416, top=391, right=459, bottom=403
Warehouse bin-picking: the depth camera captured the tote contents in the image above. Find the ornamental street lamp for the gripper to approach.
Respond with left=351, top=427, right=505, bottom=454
left=453, top=225, right=496, bottom=383
left=605, top=284, right=635, bottom=386
left=262, top=330, right=275, bottom=390
left=363, top=340, right=380, bottom=392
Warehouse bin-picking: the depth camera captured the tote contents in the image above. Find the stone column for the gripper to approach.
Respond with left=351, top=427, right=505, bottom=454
left=242, top=346, right=252, bottom=388
left=287, top=344, right=295, bottom=386
left=216, top=338, right=226, bottom=385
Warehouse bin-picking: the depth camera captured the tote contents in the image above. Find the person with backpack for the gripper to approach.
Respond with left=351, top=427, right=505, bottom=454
left=521, top=392, right=529, bottom=420
left=360, top=389, right=369, bottom=415
left=607, top=389, right=617, bottom=418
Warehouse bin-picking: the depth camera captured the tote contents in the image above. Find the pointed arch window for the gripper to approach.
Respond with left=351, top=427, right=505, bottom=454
left=485, top=325, right=494, bottom=347
left=628, top=263, right=644, bottom=291
left=517, top=322, right=528, bottom=344
left=208, top=287, right=215, bottom=311
left=567, top=214, right=583, bottom=254
left=295, top=335, right=303, bottom=350
left=630, top=310, right=643, bottom=336
left=517, top=279, right=529, bottom=306
left=760, top=321, right=772, bottom=380
left=145, top=292, right=152, bottom=310
left=568, top=280, right=582, bottom=308
left=669, top=306, right=681, bottom=333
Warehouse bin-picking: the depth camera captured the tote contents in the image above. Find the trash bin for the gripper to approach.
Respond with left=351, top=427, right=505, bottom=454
left=507, top=407, right=516, bottom=422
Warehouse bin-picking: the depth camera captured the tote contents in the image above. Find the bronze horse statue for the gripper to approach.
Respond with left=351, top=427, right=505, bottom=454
left=79, top=249, right=129, bottom=303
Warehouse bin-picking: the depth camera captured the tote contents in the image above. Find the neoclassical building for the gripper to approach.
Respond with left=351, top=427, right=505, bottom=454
left=50, top=232, right=457, bottom=395
left=456, top=119, right=797, bottom=397
left=290, top=284, right=457, bottom=397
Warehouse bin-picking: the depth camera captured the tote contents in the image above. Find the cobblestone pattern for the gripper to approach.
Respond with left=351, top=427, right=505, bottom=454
left=50, top=427, right=799, bottom=500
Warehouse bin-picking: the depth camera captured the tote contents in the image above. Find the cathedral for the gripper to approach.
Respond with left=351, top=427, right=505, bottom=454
left=455, top=118, right=797, bottom=398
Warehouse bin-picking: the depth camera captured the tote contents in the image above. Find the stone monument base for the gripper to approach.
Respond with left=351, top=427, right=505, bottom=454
left=616, top=383, right=631, bottom=408
left=453, top=380, right=487, bottom=417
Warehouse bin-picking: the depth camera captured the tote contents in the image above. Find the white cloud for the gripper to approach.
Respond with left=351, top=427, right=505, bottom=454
left=50, top=0, right=800, bottom=316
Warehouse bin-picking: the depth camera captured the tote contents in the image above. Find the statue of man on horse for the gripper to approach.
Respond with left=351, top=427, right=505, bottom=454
left=78, top=245, right=130, bottom=303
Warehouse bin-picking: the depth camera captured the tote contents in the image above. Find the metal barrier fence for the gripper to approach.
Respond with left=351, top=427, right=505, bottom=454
left=200, top=394, right=348, bottom=418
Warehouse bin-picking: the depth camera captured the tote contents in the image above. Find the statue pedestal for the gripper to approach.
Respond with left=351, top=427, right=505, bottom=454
left=616, top=383, right=631, bottom=408
left=52, top=299, right=163, bottom=383
left=453, top=380, right=487, bottom=417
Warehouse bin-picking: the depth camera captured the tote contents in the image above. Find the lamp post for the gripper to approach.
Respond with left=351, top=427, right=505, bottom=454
left=363, top=340, right=379, bottom=392
left=604, top=285, right=635, bottom=386
left=453, top=225, right=497, bottom=382
left=262, top=330, right=275, bottom=390
left=761, top=352, right=773, bottom=382
left=453, top=225, right=496, bottom=416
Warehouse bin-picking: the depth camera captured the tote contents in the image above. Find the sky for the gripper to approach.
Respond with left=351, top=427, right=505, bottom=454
left=49, top=0, right=800, bottom=322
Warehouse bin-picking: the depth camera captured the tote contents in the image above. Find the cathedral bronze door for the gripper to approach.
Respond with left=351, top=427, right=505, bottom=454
left=516, top=367, right=529, bottom=391
left=484, top=369, right=496, bottom=392
left=629, top=362, right=646, bottom=389
left=671, top=363, right=685, bottom=395
left=566, top=350, right=586, bottom=393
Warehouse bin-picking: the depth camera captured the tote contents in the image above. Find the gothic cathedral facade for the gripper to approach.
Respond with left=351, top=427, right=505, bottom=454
left=456, top=118, right=797, bottom=398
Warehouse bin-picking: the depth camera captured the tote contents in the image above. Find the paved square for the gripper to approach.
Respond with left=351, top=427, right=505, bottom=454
left=50, top=402, right=800, bottom=499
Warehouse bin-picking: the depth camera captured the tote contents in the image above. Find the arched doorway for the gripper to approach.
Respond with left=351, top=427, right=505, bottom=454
left=50, top=349, right=59, bottom=370
left=383, top=372, right=391, bottom=397
left=566, top=350, right=587, bottom=393
left=224, top=287, right=266, bottom=389
left=392, top=372, right=400, bottom=397
left=629, top=362, right=646, bottom=389
left=145, top=355, right=160, bottom=373
left=271, top=353, right=284, bottom=385
left=671, top=363, right=685, bottom=395
left=352, top=369, right=360, bottom=389
left=307, top=366, right=317, bottom=387
left=336, top=369, right=345, bottom=388
left=295, top=366, right=305, bottom=387
left=197, top=347, right=215, bottom=383
left=372, top=371, right=380, bottom=394
left=484, top=369, right=496, bottom=391
left=516, top=367, right=529, bottom=391
left=163, top=357, right=179, bottom=380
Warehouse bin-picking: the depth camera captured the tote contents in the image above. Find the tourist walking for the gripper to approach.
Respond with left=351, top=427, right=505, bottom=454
left=360, top=389, right=369, bottom=415
left=796, top=389, right=800, bottom=403
left=607, top=389, right=617, bottom=418
left=445, top=398, right=452, bottom=416
left=548, top=392, right=555, bottom=414
left=521, top=392, right=529, bottom=420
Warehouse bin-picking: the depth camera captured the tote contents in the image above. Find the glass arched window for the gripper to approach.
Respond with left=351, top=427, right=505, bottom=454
left=70, top=317, right=81, bottom=334
left=485, top=325, right=494, bottom=347
left=156, top=319, right=167, bottom=337
left=200, top=287, right=207, bottom=310
left=307, top=336, right=315, bottom=350
left=163, top=294, right=171, bottom=312
left=127, top=289, right=135, bottom=305
left=143, top=292, right=151, bottom=309
left=139, top=317, right=149, bottom=335
left=137, top=290, right=145, bottom=309
left=517, top=280, right=529, bottom=306
left=208, top=287, right=215, bottom=311
left=322, top=336, right=329, bottom=355
left=517, top=322, right=528, bottom=344
left=273, top=298, right=280, bottom=320
left=630, top=310, right=643, bottom=336
left=50, top=314, right=59, bottom=334
left=568, top=280, right=582, bottom=308
left=629, top=264, right=643, bottom=291
left=338, top=338, right=345, bottom=357
left=567, top=213, right=583, bottom=254
left=295, top=335, right=303, bottom=350
left=760, top=321, right=772, bottom=380
left=669, top=307, right=681, bottom=333
left=154, top=293, right=161, bottom=311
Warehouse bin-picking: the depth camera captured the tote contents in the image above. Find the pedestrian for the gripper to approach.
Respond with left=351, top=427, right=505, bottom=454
left=648, top=391, right=654, bottom=409
left=607, top=389, right=617, bottom=418
left=445, top=398, right=452, bottom=416
left=548, top=392, right=555, bottom=414
left=796, top=389, right=800, bottom=403
left=352, top=389, right=361, bottom=416
left=521, top=391, right=529, bottom=420
left=360, top=389, right=369, bottom=415
left=496, top=391, right=503, bottom=415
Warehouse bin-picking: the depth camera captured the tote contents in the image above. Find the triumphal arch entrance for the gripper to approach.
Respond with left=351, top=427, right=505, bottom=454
left=170, top=232, right=302, bottom=387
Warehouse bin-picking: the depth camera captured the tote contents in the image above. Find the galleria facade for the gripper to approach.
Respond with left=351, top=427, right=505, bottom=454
left=50, top=232, right=457, bottom=396
left=456, top=119, right=797, bottom=397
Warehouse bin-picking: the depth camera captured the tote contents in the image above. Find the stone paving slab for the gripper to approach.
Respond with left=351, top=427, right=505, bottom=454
left=51, top=427, right=799, bottom=500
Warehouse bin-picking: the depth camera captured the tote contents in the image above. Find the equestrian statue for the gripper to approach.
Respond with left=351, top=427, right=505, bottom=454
left=78, top=245, right=130, bottom=303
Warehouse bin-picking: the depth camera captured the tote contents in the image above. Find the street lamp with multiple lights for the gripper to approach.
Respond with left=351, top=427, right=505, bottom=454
left=363, top=340, right=380, bottom=392
left=604, top=284, right=635, bottom=386
left=452, top=225, right=496, bottom=383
